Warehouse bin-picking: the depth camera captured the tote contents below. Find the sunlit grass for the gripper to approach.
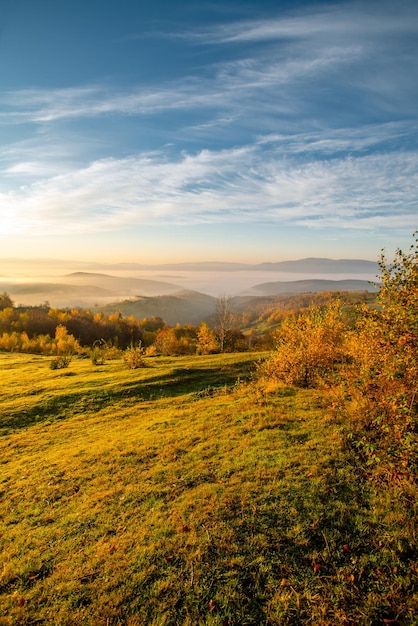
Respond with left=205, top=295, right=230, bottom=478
left=0, top=352, right=416, bottom=625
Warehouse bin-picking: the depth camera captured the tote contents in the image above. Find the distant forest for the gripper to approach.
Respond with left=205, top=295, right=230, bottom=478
left=0, top=289, right=376, bottom=357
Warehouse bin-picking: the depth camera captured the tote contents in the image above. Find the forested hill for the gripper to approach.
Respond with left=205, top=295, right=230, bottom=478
left=244, top=278, right=377, bottom=296
left=96, top=290, right=217, bottom=327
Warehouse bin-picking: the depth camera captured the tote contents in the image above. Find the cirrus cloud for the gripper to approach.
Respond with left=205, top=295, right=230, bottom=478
left=1, top=142, right=417, bottom=236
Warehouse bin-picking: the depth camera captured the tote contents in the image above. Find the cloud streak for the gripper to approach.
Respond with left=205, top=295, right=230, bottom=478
left=0, top=47, right=358, bottom=126
left=2, top=2, right=416, bottom=127
left=1, top=142, right=417, bottom=236
left=188, top=1, right=418, bottom=44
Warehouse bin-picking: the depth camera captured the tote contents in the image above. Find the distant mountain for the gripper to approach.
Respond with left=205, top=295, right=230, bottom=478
left=0, top=282, right=114, bottom=302
left=0, top=260, right=379, bottom=311
left=64, top=272, right=182, bottom=295
left=117, top=261, right=249, bottom=271
left=1, top=257, right=378, bottom=274
left=115, top=258, right=378, bottom=273
left=255, top=258, right=378, bottom=273
left=0, top=273, right=182, bottom=308
left=245, top=279, right=378, bottom=297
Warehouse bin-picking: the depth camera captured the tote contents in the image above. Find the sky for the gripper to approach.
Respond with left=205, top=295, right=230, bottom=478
left=0, top=0, right=417, bottom=264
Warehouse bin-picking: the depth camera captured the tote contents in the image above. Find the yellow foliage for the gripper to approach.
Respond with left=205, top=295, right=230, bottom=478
left=340, top=234, right=418, bottom=478
left=53, top=325, right=80, bottom=356
left=196, top=321, right=219, bottom=355
left=259, top=301, right=347, bottom=387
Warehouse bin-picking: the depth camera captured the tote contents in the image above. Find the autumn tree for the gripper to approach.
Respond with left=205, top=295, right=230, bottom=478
left=153, top=325, right=196, bottom=355
left=196, top=321, right=219, bottom=354
left=55, top=324, right=79, bottom=352
left=259, top=301, right=347, bottom=388
left=0, top=292, right=13, bottom=310
left=343, top=233, right=418, bottom=477
left=214, top=294, right=234, bottom=352
left=0, top=305, right=16, bottom=332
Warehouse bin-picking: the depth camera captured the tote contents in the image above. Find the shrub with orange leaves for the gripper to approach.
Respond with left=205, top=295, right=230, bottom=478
left=258, top=300, right=348, bottom=388
left=343, top=232, right=418, bottom=479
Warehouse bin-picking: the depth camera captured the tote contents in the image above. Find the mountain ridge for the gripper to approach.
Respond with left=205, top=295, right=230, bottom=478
left=0, top=272, right=376, bottom=310
left=1, top=257, right=378, bottom=273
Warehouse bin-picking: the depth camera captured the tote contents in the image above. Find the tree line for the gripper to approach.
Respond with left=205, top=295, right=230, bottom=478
left=0, top=294, right=263, bottom=356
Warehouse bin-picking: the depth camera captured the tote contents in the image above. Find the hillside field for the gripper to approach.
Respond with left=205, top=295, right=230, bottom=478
left=0, top=352, right=416, bottom=625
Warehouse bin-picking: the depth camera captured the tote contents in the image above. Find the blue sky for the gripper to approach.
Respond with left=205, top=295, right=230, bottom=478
left=0, top=0, right=417, bottom=263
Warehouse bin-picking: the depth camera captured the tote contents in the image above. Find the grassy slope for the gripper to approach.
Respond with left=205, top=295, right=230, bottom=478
left=0, top=353, right=416, bottom=626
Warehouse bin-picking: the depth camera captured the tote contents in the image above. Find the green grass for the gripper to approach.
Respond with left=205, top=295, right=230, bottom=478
left=0, top=352, right=416, bottom=625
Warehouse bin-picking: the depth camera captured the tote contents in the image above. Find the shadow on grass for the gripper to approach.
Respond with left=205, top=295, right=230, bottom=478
left=0, top=361, right=256, bottom=433
left=122, top=466, right=397, bottom=626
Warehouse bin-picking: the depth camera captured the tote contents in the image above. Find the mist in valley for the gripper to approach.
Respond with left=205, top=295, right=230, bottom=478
left=0, top=257, right=379, bottom=311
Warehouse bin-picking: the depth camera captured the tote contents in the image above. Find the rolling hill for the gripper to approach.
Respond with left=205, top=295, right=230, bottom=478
left=1, top=272, right=379, bottom=326
left=0, top=273, right=183, bottom=308
left=244, top=278, right=378, bottom=297
left=96, top=289, right=217, bottom=326
left=0, top=257, right=378, bottom=312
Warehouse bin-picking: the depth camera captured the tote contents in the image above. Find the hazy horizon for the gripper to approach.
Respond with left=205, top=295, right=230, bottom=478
left=0, top=256, right=379, bottom=304
left=1, top=0, right=417, bottom=263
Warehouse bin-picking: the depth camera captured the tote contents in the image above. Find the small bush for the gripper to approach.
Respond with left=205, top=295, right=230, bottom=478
left=90, top=346, right=105, bottom=366
left=90, top=340, right=108, bottom=366
left=103, top=344, right=122, bottom=360
left=50, top=355, right=72, bottom=370
left=123, top=344, right=146, bottom=369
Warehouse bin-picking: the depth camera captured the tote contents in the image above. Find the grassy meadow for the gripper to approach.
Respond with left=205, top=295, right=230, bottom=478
left=0, top=351, right=416, bottom=625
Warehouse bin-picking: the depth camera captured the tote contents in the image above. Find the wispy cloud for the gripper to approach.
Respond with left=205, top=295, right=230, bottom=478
left=1, top=144, right=416, bottom=236
left=257, top=121, right=418, bottom=155
left=187, top=1, right=418, bottom=44
left=3, top=2, right=416, bottom=127
left=0, top=46, right=358, bottom=126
